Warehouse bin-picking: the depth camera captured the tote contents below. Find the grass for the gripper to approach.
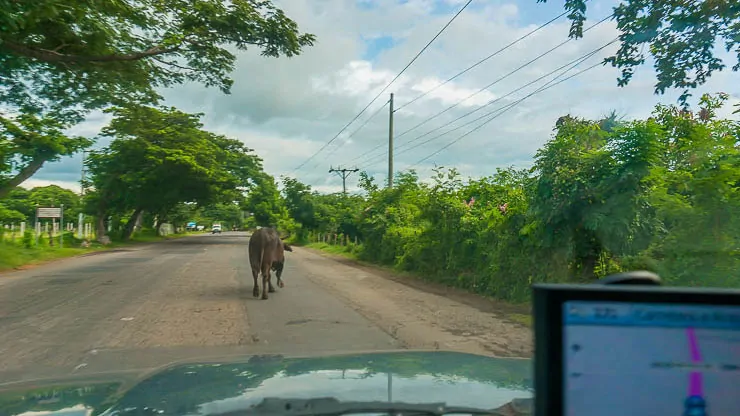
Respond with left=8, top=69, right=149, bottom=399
left=304, top=242, right=359, bottom=259
left=507, top=313, right=533, bottom=327
left=0, top=230, right=198, bottom=272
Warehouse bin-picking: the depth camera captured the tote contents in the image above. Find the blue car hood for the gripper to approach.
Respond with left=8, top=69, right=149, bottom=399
left=1, top=350, right=533, bottom=415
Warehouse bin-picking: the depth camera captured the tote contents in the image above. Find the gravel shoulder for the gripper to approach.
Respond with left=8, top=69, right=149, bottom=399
left=292, top=247, right=533, bottom=358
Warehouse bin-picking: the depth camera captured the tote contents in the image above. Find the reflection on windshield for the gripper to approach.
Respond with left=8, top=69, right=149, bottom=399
left=3, top=352, right=531, bottom=416
left=1, top=383, right=120, bottom=416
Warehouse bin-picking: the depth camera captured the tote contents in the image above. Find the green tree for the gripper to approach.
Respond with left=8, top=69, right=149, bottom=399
left=0, top=185, right=82, bottom=223
left=0, top=204, right=25, bottom=223
left=544, top=0, right=740, bottom=103
left=29, top=185, right=82, bottom=221
left=245, top=173, right=292, bottom=231
left=85, top=105, right=263, bottom=240
left=0, top=0, right=315, bottom=196
left=0, top=115, right=91, bottom=198
left=0, top=188, right=33, bottom=220
left=281, top=176, right=317, bottom=240
left=644, top=93, right=740, bottom=286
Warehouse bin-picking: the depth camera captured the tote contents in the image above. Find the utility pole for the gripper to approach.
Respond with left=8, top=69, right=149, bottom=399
left=388, top=92, right=394, bottom=188
left=329, top=166, right=359, bottom=195
left=78, top=150, right=86, bottom=239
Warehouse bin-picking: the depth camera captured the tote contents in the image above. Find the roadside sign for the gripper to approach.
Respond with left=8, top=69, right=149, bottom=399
left=37, top=207, right=62, bottom=218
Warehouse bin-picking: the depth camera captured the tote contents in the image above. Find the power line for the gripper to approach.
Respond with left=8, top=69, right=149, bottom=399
left=349, top=13, right=612, bottom=165
left=411, top=55, right=613, bottom=168
left=311, top=99, right=390, bottom=170
left=392, top=14, right=612, bottom=140
left=394, top=10, right=568, bottom=113
left=356, top=38, right=618, bottom=168
left=290, top=0, right=474, bottom=173
left=357, top=44, right=608, bottom=167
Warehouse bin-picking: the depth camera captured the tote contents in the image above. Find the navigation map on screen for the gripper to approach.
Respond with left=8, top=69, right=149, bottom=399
left=563, top=301, right=740, bottom=416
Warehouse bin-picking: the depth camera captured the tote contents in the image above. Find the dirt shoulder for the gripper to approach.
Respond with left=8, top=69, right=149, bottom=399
left=292, top=246, right=533, bottom=358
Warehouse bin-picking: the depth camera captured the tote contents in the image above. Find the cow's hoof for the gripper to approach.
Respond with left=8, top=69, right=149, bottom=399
left=261, top=294, right=269, bottom=300
left=278, top=280, right=284, bottom=288
left=268, top=286, right=276, bottom=293
left=252, top=288, right=260, bottom=298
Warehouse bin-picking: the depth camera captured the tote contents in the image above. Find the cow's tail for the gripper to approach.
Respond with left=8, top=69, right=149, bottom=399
left=259, top=247, right=265, bottom=277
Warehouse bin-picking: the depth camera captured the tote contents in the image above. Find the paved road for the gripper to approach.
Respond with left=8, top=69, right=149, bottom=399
left=0, top=232, right=400, bottom=385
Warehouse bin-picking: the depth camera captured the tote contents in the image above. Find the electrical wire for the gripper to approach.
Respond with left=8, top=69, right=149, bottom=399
left=309, top=99, right=390, bottom=170
left=349, top=13, right=613, bottom=165
left=394, top=10, right=569, bottom=113
left=290, top=0, right=474, bottom=173
left=410, top=54, right=613, bottom=168
left=392, top=14, right=612, bottom=140
left=356, top=38, right=618, bottom=168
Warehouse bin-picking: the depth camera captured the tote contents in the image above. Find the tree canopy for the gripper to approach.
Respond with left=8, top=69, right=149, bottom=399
left=544, top=0, right=740, bottom=104
left=0, top=0, right=316, bottom=122
left=0, top=184, right=82, bottom=223
left=0, top=0, right=315, bottom=197
left=84, top=105, right=263, bottom=239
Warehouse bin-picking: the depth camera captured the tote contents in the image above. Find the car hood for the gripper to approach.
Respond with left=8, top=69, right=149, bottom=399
left=1, top=350, right=532, bottom=416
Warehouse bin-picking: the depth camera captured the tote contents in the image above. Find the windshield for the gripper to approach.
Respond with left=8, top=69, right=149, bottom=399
left=0, top=0, right=738, bottom=415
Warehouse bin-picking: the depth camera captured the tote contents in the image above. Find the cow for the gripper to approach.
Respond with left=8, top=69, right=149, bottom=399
left=248, top=227, right=293, bottom=300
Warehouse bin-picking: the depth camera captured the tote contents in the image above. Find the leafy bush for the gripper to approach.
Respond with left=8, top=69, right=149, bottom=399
left=284, top=95, right=739, bottom=302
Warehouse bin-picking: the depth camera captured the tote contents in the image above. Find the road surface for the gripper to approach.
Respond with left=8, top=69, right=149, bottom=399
left=0, top=232, right=531, bottom=385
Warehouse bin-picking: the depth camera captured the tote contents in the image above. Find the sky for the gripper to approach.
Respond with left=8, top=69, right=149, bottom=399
left=26, top=0, right=740, bottom=194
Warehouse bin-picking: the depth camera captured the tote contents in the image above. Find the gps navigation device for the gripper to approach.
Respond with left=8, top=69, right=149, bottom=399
left=533, top=282, right=740, bottom=416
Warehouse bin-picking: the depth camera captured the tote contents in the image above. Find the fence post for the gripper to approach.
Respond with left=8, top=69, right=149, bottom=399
left=60, top=204, right=64, bottom=248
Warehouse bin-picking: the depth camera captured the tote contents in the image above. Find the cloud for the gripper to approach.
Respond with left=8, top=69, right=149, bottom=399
left=27, top=0, right=740, bottom=195
left=21, top=178, right=81, bottom=193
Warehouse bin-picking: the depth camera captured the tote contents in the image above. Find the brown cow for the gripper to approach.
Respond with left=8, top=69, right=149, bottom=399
left=248, top=227, right=293, bottom=300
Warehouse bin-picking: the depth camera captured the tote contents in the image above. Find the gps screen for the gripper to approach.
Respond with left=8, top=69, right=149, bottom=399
left=563, top=301, right=740, bottom=416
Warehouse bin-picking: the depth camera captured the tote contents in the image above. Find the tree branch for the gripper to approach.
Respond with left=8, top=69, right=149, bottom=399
left=0, top=157, right=46, bottom=199
left=0, top=40, right=180, bottom=63
left=152, top=56, right=196, bottom=72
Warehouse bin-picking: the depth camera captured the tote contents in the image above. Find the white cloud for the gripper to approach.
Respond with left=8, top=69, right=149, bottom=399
left=27, top=0, right=740, bottom=194
left=21, top=178, right=81, bottom=193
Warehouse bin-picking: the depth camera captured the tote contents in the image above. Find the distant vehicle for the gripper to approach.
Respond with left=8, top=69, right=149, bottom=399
left=211, top=224, right=222, bottom=234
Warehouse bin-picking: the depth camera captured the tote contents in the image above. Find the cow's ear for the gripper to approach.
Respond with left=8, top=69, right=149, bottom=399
left=284, top=244, right=293, bottom=252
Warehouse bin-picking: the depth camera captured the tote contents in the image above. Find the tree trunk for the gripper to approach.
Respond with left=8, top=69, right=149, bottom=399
left=0, top=157, right=46, bottom=199
left=96, top=214, right=106, bottom=241
left=122, top=208, right=144, bottom=241
left=95, top=202, right=108, bottom=242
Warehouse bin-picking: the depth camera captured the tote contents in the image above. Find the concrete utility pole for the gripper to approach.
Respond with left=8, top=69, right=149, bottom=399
left=78, top=150, right=87, bottom=239
left=329, top=166, right=360, bottom=195
left=388, top=92, right=394, bottom=188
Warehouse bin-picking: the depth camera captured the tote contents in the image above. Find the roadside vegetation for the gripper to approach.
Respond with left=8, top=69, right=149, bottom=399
left=281, top=95, right=740, bottom=303
left=0, top=227, right=195, bottom=272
